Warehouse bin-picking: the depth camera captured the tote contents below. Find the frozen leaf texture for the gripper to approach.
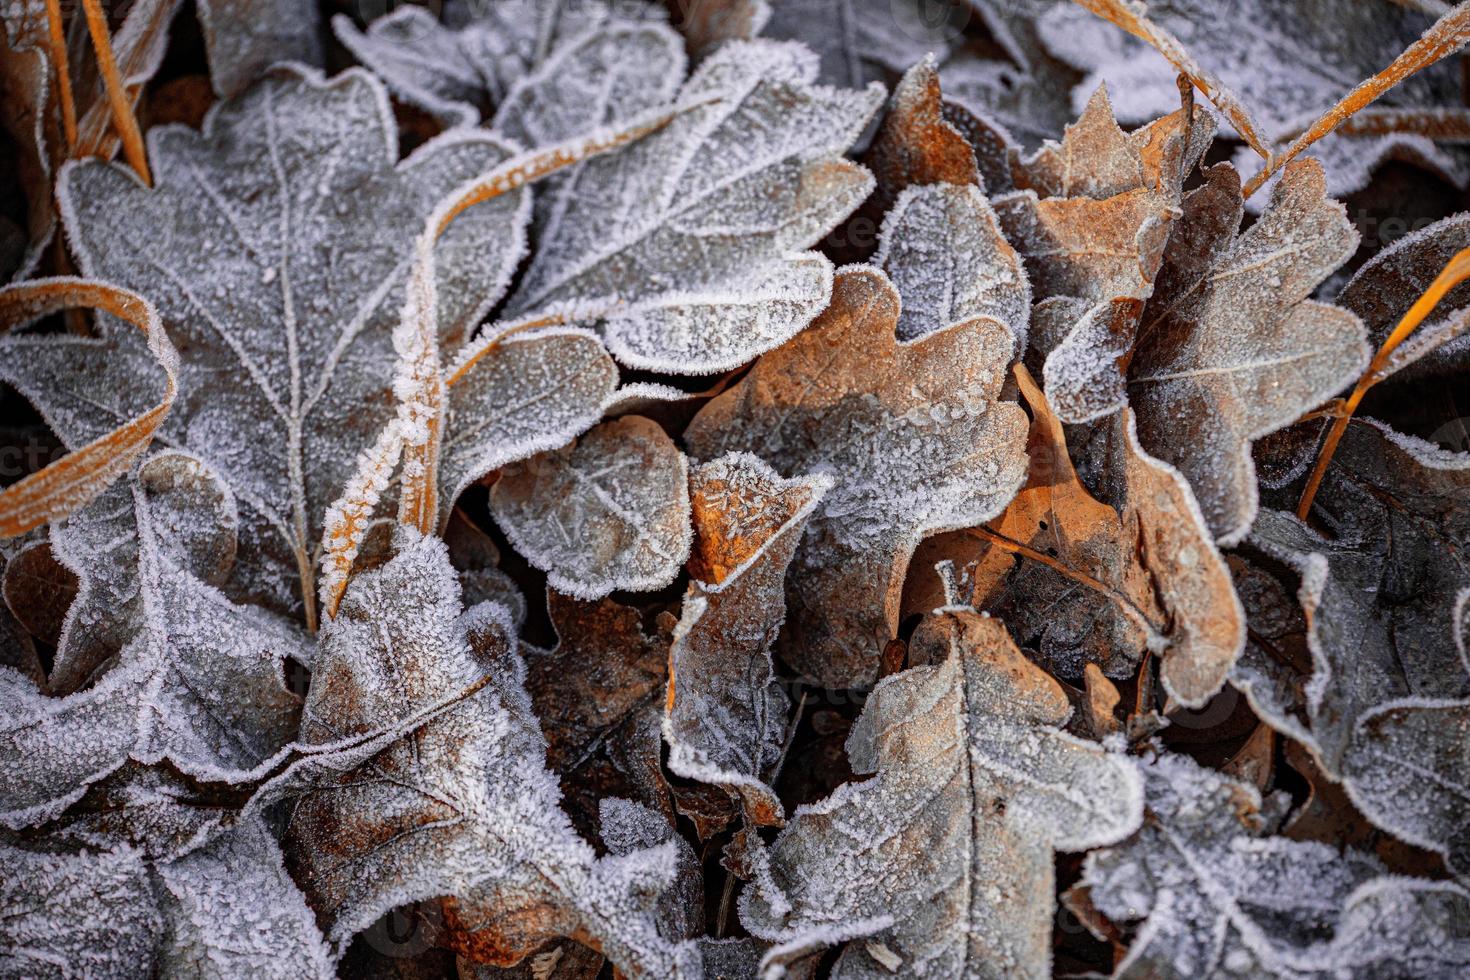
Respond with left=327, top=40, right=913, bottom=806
left=7, top=65, right=531, bottom=621
left=0, top=458, right=305, bottom=828
left=197, top=0, right=322, bottom=97
left=685, top=266, right=1029, bottom=687
left=863, top=56, right=980, bottom=212
left=0, top=843, right=160, bottom=976
left=524, top=590, right=673, bottom=833
left=44, top=450, right=237, bottom=693
left=504, top=39, right=882, bottom=374
left=284, top=531, right=698, bottom=977
left=1040, top=0, right=1470, bottom=200
left=664, top=453, right=830, bottom=827
left=1233, top=420, right=1470, bottom=872
left=741, top=609, right=1142, bottom=978
left=874, top=183, right=1031, bottom=347
left=1082, top=751, right=1469, bottom=979
left=911, top=372, right=1242, bottom=705
left=490, top=415, right=692, bottom=600
left=760, top=0, right=964, bottom=90
left=1123, top=159, right=1368, bottom=544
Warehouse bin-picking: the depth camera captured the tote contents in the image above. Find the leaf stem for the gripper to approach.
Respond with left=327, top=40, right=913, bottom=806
left=43, top=0, right=77, bottom=154
left=79, top=0, right=151, bottom=185
left=1296, top=245, right=1470, bottom=519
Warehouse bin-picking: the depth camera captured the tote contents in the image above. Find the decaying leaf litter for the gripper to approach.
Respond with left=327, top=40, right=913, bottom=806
left=3, top=0, right=1470, bottom=976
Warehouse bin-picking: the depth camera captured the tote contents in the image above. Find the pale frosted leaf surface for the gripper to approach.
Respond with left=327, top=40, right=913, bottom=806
left=156, top=814, right=334, bottom=979
left=1082, top=752, right=1400, bottom=980
left=21, top=65, right=528, bottom=621
left=197, top=0, right=323, bottom=97
left=664, top=453, right=829, bottom=827
left=1311, top=878, right=1470, bottom=978
left=1337, top=212, right=1470, bottom=382
left=284, top=531, right=698, bottom=977
left=1234, top=420, right=1470, bottom=872
left=1126, top=159, right=1368, bottom=544
left=598, top=797, right=703, bottom=946
left=684, top=266, right=1028, bottom=687
left=442, top=328, right=619, bottom=532
left=1038, top=0, right=1470, bottom=200
left=490, top=415, right=691, bottom=600
left=875, top=184, right=1030, bottom=347
left=0, top=843, right=160, bottom=977
left=740, top=609, right=1141, bottom=978
left=0, top=462, right=305, bottom=828
left=46, top=450, right=237, bottom=693
left=505, top=40, right=882, bottom=374
left=524, top=590, right=673, bottom=833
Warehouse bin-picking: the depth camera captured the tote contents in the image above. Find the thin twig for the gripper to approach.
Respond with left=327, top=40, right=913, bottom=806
left=79, top=0, right=151, bottom=184
left=43, top=0, right=77, bottom=153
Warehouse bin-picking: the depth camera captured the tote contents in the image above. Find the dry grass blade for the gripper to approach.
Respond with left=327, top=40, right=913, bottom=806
left=1297, top=245, right=1470, bottom=519
left=0, top=278, right=178, bottom=537
left=43, top=0, right=76, bottom=153
left=78, top=0, right=151, bottom=185
left=1072, top=0, right=1273, bottom=158
left=1244, top=1, right=1470, bottom=197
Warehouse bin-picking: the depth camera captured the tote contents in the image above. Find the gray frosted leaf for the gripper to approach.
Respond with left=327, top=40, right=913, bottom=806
left=1126, top=159, right=1368, bottom=545
left=156, top=814, right=334, bottom=979
left=505, top=39, right=882, bottom=374
left=875, top=182, right=1030, bottom=347
left=17, top=65, right=528, bottom=624
left=1313, top=878, right=1470, bottom=978
left=490, top=415, right=691, bottom=600
left=684, top=266, right=1029, bottom=688
left=0, top=468, right=305, bottom=828
left=284, top=531, right=698, bottom=977
left=0, top=843, right=160, bottom=978
left=442, top=328, right=619, bottom=532
left=46, top=450, right=237, bottom=694
left=1233, top=420, right=1470, bottom=873
left=760, top=0, right=963, bottom=90
left=599, top=797, right=704, bottom=945
left=1081, top=752, right=1392, bottom=980
left=665, top=453, right=829, bottom=827
left=740, top=609, right=1141, bottom=979
left=197, top=0, right=323, bottom=97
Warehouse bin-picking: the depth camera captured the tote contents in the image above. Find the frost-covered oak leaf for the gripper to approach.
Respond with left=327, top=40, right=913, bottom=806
left=489, top=415, right=692, bottom=600
left=1123, top=158, right=1368, bottom=544
left=0, top=456, right=306, bottom=829
left=862, top=56, right=980, bottom=214
left=740, top=610, right=1142, bottom=978
left=1080, top=751, right=1470, bottom=979
left=197, top=0, right=323, bottom=97
left=1232, top=419, right=1470, bottom=873
left=664, top=453, right=830, bottom=828
left=3, top=66, right=532, bottom=623
left=283, top=531, right=698, bottom=976
left=503, top=39, right=883, bottom=375
left=684, top=265, right=1028, bottom=688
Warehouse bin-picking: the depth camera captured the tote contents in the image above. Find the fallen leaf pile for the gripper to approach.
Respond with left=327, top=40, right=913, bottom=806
left=4, top=1, right=1470, bottom=977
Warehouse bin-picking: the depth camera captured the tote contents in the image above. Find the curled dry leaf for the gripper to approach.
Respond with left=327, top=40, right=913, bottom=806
left=685, top=265, right=1029, bottom=687
left=664, top=452, right=830, bottom=828
left=862, top=55, right=980, bottom=213
left=283, top=531, right=698, bottom=976
left=1233, top=419, right=1470, bottom=874
left=490, top=415, right=691, bottom=600
left=0, top=278, right=178, bottom=539
left=1080, top=751, right=1470, bottom=978
left=503, top=39, right=882, bottom=374
left=910, top=368, right=1243, bottom=706
left=740, top=609, right=1142, bottom=978
left=2, top=66, right=531, bottom=623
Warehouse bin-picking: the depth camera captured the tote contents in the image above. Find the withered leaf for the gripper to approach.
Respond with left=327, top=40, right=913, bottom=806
left=1233, top=419, right=1470, bottom=873
left=1081, top=751, right=1470, bottom=978
left=862, top=56, right=980, bottom=214
left=2, top=66, right=534, bottom=622
left=664, top=452, right=829, bottom=828
left=740, top=609, right=1142, bottom=978
left=685, top=265, right=1029, bottom=687
left=1122, top=158, right=1369, bottom=544
left=503, top=40, right=882, bottom=375
left=283, top=531, right=699, bottom=976
left=490, top=415, right=691, bottom=600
